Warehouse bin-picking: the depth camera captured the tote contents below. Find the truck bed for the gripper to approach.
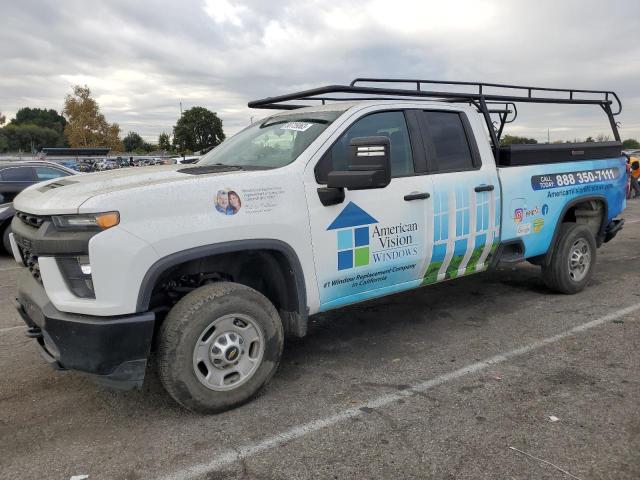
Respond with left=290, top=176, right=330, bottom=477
left=498, top=141, right=622, bottom=167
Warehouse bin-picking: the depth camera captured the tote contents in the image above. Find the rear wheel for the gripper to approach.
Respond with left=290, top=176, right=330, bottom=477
left=158, top=282, right=284, bottom=413
left=542, top=223, right=596, bottom=294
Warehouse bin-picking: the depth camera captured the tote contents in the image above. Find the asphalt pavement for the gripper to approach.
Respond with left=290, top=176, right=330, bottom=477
left=1, top=200, right=639, bottom=480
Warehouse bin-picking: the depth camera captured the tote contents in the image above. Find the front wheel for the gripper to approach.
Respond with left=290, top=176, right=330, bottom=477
left=3, top=225, right=12, bottom=255
left=157, top=282, right=284, bottom=413
left=542, top=223, right=596, bottom=294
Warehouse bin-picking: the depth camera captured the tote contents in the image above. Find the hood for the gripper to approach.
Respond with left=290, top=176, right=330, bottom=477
left=13, top=164, right=239, bottom=215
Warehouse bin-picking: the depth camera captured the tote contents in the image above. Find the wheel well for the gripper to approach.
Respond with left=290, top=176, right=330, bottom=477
left=560, top=199, right=605, bottom=240
left=531, top=198, right=607, bottom=267
left=147, top=248, right=307, bottom=337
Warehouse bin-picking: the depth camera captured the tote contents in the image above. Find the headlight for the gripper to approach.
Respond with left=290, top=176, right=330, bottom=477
left=52, top=212, right=119, bottom=231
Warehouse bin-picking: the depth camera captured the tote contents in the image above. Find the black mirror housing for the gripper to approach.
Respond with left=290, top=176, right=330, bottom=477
left=327, top=136, right=391, bottom=190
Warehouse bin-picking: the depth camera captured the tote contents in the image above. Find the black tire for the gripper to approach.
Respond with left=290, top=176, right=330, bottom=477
left=157, top=282, right=284, bottom=413
left=542, top=223, right=596, bottom=294
left=2, top=225, right=11, bottom=255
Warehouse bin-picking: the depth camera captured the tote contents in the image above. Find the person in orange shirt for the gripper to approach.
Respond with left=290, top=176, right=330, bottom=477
left=628, top=155, right=640, bottom=198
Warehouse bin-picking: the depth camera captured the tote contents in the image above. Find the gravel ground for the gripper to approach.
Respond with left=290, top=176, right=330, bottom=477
left=1, top=200, right=639, bottom=480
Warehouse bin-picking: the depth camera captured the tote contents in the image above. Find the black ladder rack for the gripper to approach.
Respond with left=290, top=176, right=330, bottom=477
left=248, top=77, right=622, bottom=160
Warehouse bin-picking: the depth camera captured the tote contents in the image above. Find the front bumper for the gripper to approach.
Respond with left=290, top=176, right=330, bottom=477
left=15, top=269, right=155, bottom=390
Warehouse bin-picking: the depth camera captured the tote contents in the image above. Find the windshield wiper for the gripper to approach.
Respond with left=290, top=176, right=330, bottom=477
left=178, top=164, right=243, bottom=175
left=208, top=162, right=276, bottom=170
left=179, top=164, right=275, bottom=175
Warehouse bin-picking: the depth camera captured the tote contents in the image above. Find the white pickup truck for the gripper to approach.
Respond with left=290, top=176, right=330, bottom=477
left=12, top=79, right=626, bottom=413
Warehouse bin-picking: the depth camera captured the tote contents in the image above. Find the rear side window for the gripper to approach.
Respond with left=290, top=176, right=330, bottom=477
left=422, top=111, right=475, bottom=172
left=0, top=167, right=35, bottom=182
left=35, top=166, right=70, bottom=180
left=315, top=111, right=414, bottom=182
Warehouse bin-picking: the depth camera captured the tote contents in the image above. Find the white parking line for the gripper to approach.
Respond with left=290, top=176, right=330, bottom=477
left=0, top=266, right=21, bottom=272
left=161, top=301, right=640, bottom=480
left=0, top=325, right=24, bottom=334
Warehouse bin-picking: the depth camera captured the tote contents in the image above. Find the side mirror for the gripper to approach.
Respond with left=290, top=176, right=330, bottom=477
left=327, top=136, right=391, bottom=190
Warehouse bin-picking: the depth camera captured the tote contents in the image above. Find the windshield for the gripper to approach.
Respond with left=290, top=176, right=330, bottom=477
left=198, top=110, right=343, bottom=169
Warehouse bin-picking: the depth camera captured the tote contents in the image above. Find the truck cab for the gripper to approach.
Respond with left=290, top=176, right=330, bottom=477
left=11, top=79, right=627, bottom=413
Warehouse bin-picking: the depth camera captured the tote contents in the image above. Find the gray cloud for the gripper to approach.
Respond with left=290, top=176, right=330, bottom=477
left=1, top=0, right=639, bottom=143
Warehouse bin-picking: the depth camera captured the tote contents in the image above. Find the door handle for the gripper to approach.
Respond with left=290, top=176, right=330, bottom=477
left=404, top=192, right=431, bottom=201
left=474, top=184, right=495, bottom=192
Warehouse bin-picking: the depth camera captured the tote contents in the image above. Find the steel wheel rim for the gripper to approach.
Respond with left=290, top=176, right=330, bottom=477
left=568, top=238, right=591, bottom=282
left=192, top=313, right=265, bottom=392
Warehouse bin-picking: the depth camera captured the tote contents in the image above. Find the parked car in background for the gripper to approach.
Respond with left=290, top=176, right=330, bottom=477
left=0, top=161, right=77, bottom=253
left=77, top=159, right=96, bottom=172
left=94, top=159, right=119, bottom=171
left=173, top=155, right=201, bottom=164
left=57, top=160, right=80, bottom=171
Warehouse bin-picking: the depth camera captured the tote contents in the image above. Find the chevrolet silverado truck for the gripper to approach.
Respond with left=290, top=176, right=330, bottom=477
left=11, top=79, right=626, bottom=413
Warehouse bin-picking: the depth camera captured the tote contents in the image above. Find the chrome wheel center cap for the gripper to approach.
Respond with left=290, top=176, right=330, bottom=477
left=210, top=331, right=244, bottom=369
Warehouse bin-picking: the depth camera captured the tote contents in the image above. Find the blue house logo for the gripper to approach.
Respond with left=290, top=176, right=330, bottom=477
left=327, top=202, right=378, bottom=270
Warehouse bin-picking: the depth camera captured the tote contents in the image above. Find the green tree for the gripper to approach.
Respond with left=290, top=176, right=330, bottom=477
left=158, top=132, right=171, bottom=151
left=7, top=107, right=68, bottom=149
left=0, top=130, right=8, bottom=152
left=585, top=136, right=595, bottom=142
left=11, top=107, right=66, bottom=132
left=0, top=112, right=5, bottom=126
left=500, top=134, right=538, bottom=146
left=173, top=107, right=225, bottom=152
left=622, top=138, right=640, bottom=149
left=63, top=85, right=123, bottom=152
left=123, top=131, right=145, bottom=152
left=2, top=124, right=62, bottom=152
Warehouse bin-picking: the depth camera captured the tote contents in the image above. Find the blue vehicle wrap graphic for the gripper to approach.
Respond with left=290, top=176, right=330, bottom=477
left=317, top=156, right=626, bottom=312
left=423, top=179, right=500, bottom=284
left=500, top=157, right=627, bottom=258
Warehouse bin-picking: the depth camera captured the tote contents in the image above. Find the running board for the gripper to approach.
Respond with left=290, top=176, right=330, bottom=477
left=491, top=240, right=526, bottom=268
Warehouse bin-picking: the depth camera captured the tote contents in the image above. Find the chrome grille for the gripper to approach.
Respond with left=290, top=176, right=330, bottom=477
left=21, top=247, right=41, bottom=283
left=14, top=235, right=41, bottom=283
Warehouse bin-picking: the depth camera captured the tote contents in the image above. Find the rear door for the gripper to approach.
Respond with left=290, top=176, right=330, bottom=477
left=417, top=109, right=501, bottom=283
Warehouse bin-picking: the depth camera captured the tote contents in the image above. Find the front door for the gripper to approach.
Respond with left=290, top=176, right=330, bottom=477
left=305, top=110, right=434, bottom=311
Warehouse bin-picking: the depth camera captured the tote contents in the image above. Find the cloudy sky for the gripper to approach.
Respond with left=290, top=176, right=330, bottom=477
left=1, top=0, right=639, bottom=143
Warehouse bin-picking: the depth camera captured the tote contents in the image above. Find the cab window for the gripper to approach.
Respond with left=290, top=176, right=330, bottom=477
left=421, top=111, right=476, bottom=172
left=315, top=111, right=414, bottom=183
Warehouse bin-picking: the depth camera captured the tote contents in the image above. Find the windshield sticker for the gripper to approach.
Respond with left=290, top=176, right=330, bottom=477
left=280, top=122, right=314, bottom=132
left=215, top=189, right=242, bottom=216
